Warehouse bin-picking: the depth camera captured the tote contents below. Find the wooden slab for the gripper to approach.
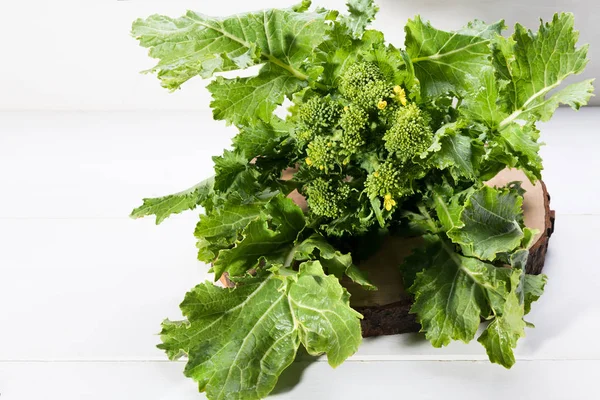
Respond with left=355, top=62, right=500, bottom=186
left=350, top=169, right=555, bottom=336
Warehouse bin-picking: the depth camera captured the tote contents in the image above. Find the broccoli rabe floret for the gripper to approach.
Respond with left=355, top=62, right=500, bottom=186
left=296, top=96, right=341, bottom=142
left=365, top=161, right=412, bottom=210
left=339, top=105, right=368, bottom=154
left=305, top=178, right=351, bottom=218
left=305, top=135, right=341, bottom=172
left=383, top=103, right=433, bottom=160
left=340, top=62, right=394, bottom=111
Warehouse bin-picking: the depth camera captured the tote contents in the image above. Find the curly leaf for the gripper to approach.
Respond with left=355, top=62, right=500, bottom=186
left=159, top=261, right=361, bottom=400
left=233, top=117, right=292, bottom=160
left=523, top=273, right=547, bottom=315
left=212, top=150, right=249, bottom=193
left=340, top=0, right=379, bottom=39
left=459, top=66, right=508, bottom=130
left=208, top=64, right=306, bottom=125
left=130, top=177, right=214, bottom=224
left=213, top=196, right=305, bottom=280
left=478, top=268, right=526, bottom=368
left=517, top=79, right=595, bottom=123
left=427, top=123, right=479, bottom=180
left=408, top=239, right=489, bottom=346
left=459, top=19, right=506, bottom=39
left=194, top=203, right=263, bottom=241
left=405, top=16, right=494, bottom=97
left=498, top=13, right=593, bottom=128
left=408, top=237, right=527, bottom=364
left=133, top=7, right=329, bottom=89
left=295, top=234, right=375, bottom=290
left=134, top=6, right=331, bottom=125
left=448, top=186, right=525, bottom=261
left=499, top=123, right=543, bottom=182
left=315, top=25, right=386, bottom=87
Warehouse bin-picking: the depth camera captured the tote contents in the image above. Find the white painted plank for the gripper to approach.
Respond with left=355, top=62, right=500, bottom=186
left=1, top=215, right=599, bottom=361
left=0, top=111, right=235, bottom=219
left=1, top=360, right=599, bottom=400
left=1, top=108, right=599, bottom=219
left=0, top=217, right=205, bottom=361
left=538, top=108, right=600, bottom=215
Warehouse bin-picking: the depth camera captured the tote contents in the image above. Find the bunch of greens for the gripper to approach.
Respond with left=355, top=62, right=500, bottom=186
left=131, top=0, right=593, bottom=398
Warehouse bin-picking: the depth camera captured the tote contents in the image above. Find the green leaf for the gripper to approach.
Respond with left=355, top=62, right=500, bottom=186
left=407, top=236, right=528, bottom=363
left=523, top=273, right=547, bottom=315
left=265, top=195, right=306, bottom=241
left=196, top=236, right=227, bottom=263
left=314, top=25, right=385, bottom=87
left=294, top=234, right=375, bottom=290
left=133, top=6, right=332, bottom=125
left=498, top=13, right=593, bottom=129
left=208, top=64, right=306, bottom=126
left=159, top=262, right=361, bottom=400
left=427, top=123, right=478, bottom=180
left=288, top=261, right=363, bottom=365
left=499, top=123, right=543, bottom=182
left=448, top=186, right=525, bottom=261
left=194, top=203, right=263, bottom=240
left=292, top=0, right=312, bottom=13
left=478, top=268, right=526, bottom=369
left=233, top=117, right=292, bottom=160
left=130, top=177, right=214, bottom=224
left=459, top=67, right=508, bottom=130
left=212, top=150, right=248, bottom=192
left=459, top=19, right=507, bottom=39
left=431, top=186, right=466, bottom=232
left=212, top=218, right=283, bottom=278
left=408, top=239, right=489, bottom=346
left=406, top=16, right=493, bottom=97
left=340, top=0, right=379, bottom=39
left=478, top=294, right=525, bottom=368
left=213, top=196, right=305, bottom=280
left=518, top=79, right=595, bottom=123
left=133, top=7, right=330, bottom=90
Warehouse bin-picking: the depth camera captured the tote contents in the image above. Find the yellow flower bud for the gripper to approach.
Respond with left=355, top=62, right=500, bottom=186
left=305, top=157, right=312, bottom=166
left=383, top=194, right=396, bottom=211
left=377, top=100, right=388, bottom=110
left=394, top=86, right=407, bottom=106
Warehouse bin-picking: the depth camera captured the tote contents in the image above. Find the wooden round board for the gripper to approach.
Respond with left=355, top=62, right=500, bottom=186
left=221, top=169, right=555, bottom=337
left=346, top=169, right=555, bottom=336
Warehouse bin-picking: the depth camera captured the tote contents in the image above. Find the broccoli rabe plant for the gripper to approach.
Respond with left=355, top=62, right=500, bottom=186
left=131, top=1, right=593, bottom=398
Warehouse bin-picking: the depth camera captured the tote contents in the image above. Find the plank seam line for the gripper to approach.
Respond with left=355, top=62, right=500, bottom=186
left=1, top=358, right=599, bottom=363
left=0, top=213, right=598, bottom=221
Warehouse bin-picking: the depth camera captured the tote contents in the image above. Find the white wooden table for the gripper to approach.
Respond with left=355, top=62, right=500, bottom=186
left=1, top=108, right=599, bottom=399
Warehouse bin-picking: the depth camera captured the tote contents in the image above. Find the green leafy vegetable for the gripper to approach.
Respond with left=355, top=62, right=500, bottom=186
left=341, top=0, right=380, bottom=39
left=130, top=177, right=214, bottom=224
left=447, top=186, right=525, bottom=261
left=132, top=1, right=591, bottom=397
left=405, top=16, right=497, bottom=98
left=159, top=262, right=361, bottom=400
left=497, top=13, right=591, bottom=127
